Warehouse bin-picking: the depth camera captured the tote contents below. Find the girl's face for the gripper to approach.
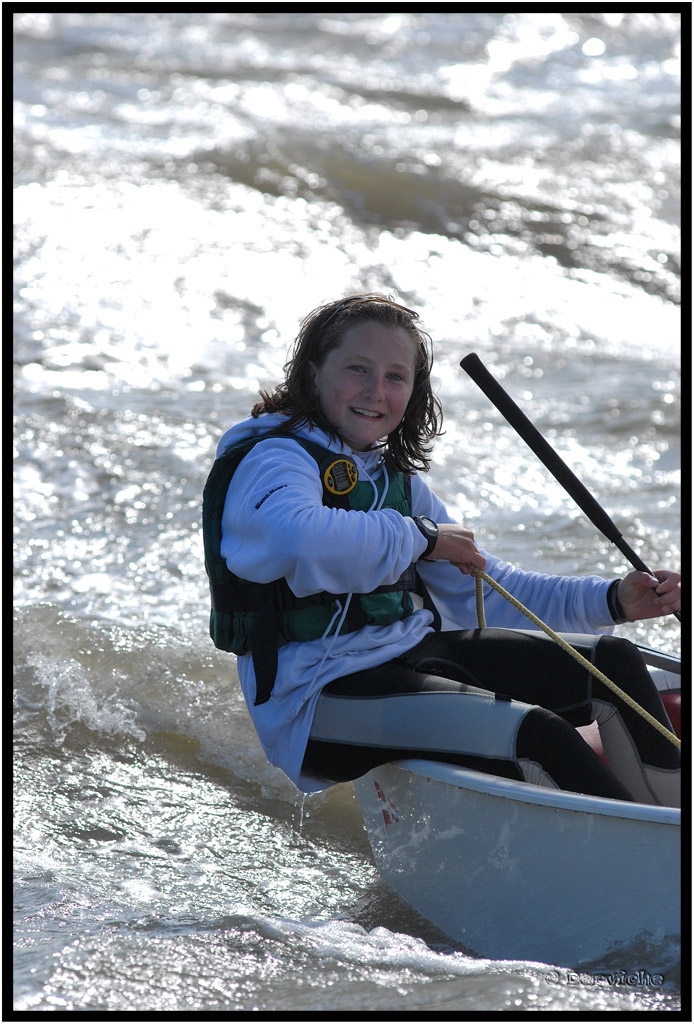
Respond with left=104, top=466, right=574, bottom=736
left=309, top=321, right=416, bottom=451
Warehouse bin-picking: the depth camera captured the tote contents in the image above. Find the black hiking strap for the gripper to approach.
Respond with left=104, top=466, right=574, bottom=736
left=250, top=593, right=281, bottom=706
left=416, top=571, right=442, bottom=631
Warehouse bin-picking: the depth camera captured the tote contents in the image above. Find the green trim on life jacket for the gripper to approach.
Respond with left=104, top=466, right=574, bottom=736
left=202, top=431, right=429, bottom=705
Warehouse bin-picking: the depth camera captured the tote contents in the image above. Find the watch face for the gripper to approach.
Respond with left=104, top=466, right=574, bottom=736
left=415, top=516, right=438, bottom=558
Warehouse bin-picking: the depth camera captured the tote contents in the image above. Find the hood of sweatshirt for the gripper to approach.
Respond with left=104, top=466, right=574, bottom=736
left=216, top=413, right=387, bottom=478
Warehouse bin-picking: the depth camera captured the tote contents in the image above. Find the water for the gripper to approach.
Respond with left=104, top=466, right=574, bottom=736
left=13, top=12, right=683, bottom=1014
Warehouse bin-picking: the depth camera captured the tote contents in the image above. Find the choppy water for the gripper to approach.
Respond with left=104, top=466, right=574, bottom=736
left=13, top=12, right=682, bottom=1014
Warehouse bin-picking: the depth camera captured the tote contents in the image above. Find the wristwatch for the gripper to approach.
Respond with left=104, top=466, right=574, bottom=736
left=413, top=516, right=439, bottom=559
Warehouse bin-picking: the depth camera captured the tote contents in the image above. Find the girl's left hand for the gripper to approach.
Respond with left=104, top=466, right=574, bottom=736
left=617, top=569, right=681, bottom=621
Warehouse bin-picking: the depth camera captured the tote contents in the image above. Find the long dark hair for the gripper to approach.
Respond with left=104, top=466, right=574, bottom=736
left=252, top=294, right=443, bottom=473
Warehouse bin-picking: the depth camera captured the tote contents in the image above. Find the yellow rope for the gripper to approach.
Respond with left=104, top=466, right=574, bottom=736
left=468, top=565, right=680, bottom=750
left=474, top=574, right=486, bottom=627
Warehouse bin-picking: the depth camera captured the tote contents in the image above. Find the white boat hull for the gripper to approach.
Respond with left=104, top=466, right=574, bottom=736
left=352, top=641, right=681, bottom=966
left=354, top=638, right=683, bottom=966
left=354, top=758, right=680, bottom=967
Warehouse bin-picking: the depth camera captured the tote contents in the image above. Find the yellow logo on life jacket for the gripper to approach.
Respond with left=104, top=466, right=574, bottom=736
left=323, top=458, right=358, bottom=495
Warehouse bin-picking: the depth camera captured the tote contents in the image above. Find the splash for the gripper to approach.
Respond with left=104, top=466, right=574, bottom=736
left=24, top=652, right=146, bottom=745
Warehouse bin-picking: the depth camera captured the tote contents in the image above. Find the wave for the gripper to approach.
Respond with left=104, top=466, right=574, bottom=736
left=12, top=603, right=289, bottom=795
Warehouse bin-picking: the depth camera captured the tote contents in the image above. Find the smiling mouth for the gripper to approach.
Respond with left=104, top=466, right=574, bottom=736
left=351, top=407, right=383, bottom=419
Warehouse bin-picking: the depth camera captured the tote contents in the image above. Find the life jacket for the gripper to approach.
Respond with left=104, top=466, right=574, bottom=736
left=202, top=431, right=437, bottom=705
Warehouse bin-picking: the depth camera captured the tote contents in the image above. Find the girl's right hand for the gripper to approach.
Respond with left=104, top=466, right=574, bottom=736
left=429, top=523, right=486, bottom=575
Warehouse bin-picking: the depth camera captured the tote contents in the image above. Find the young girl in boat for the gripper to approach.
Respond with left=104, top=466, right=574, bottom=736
left=203, top=294, right=681, bottom=806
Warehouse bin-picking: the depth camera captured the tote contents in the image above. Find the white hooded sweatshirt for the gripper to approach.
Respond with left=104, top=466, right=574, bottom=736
left=216, top=413, right=615, bottom=792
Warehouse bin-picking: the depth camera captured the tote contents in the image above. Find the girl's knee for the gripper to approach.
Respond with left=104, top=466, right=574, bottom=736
left=595, top=634, right=644, bottom=671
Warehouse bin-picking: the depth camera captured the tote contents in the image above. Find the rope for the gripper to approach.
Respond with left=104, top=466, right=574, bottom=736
left=468, top=564, right=680, bottom=750
left=474, top=574, right=486, bottom=627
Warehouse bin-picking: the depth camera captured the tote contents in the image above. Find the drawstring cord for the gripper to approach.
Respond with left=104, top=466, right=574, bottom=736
left=468, top=564, right=680, bottom=750
left=309, top=456, right=389, bottom=687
